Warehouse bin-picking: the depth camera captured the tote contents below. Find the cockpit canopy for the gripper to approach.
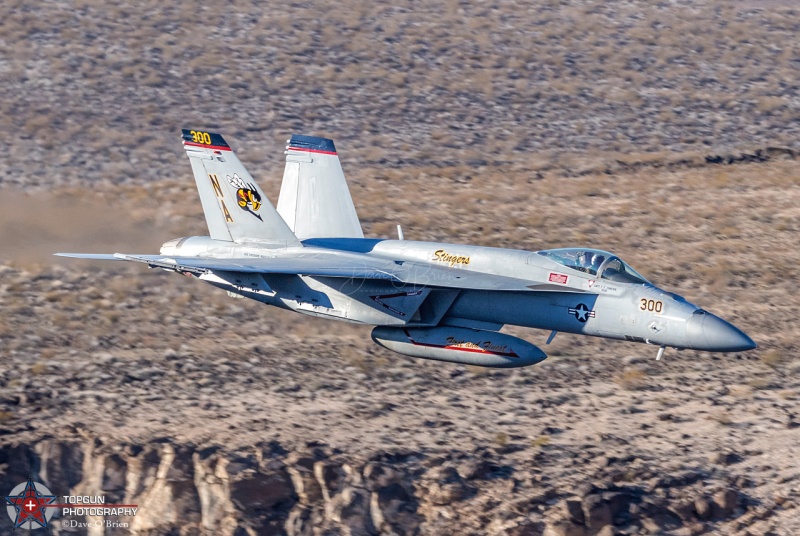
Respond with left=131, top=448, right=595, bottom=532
left=537, top=248, right=650, bottom=285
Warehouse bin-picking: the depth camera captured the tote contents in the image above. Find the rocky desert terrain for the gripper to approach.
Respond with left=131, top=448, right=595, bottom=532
left=1, top=1, right=799, bottom=535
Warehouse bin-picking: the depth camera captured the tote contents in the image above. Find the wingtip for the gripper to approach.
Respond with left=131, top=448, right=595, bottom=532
left=53, top=253, right=124, bottom=260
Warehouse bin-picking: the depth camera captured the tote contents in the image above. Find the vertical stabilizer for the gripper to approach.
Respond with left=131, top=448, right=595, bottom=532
left=277, top=135, right=364, bottom=240
left=181, top=129, right=300, bottom=244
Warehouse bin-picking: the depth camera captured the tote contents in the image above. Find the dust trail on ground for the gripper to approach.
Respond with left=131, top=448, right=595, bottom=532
left=0, top=188, right=162, bottom=265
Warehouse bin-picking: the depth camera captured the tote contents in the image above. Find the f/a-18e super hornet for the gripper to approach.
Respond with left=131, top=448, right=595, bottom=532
left=57, top=130, right=756, bottom=368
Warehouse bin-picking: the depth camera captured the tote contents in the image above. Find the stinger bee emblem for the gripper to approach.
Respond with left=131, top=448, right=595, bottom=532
left=227, top=173, right=263, bottom=221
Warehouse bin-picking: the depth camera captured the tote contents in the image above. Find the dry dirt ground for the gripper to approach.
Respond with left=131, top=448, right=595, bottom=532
left=2, top=1, right=799, bottom=190
left=2, top=158, right=799, bottom=534
left=1, top=1, right=799, bottom=535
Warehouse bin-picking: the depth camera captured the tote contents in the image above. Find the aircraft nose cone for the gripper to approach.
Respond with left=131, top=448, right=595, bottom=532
left=686, top=312, right=756, bottom=352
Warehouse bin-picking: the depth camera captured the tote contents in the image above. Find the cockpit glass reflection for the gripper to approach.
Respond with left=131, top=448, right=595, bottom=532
left=537, top=248, right=649, bottom=284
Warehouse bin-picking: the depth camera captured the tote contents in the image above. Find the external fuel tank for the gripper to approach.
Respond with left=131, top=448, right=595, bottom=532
left=371, top=326, right=547, bottom=368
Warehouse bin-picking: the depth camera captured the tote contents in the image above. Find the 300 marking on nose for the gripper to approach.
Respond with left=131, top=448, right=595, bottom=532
left=640, top=299, right=663, bottom=313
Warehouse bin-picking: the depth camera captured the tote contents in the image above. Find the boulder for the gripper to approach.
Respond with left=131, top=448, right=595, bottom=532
left=709, top=451, right=742, bottom=466
left=314, top=460, right=346, bottom=503
left=509, top=520, right=546, bottom=536
left=284, top=506, right=313, bottom=536
left=456, top=458, right=490, bottom=480
left=639, top=511, right=683, bottom=533
left=129, top=445, right=201, bottom=533
left=638, top=497, right=683, bottom=532
left=166, top=446, right=202, bottom=524
left=425, top=479, right=472, bottom=505
left=287, top=463, right=323, bottom=506
left=422, top=465, right=474, bottom=505
left=363, top=462, right=400, bottom=491
left=0, top=443, right=38, bottom=485
left=192, top=453, right=237, bottom=533
left=694, top=496, right=712, bottom=520
left=668, top=500, right=697, bottom=523
left=564, top=499, right=585, bottom=525
left=711, top=489, right=739, bottom=519
left=370, top=483, right=421, bottom=535
left=582, top=494, right=612, bottom=530
left=329, top=486, right=375, bottom=535
left=101, top=453, right=127, bottom=503
left=602, top=490, right=641, bottom=523
left=229, top=465, right=296, bottom=512
left=543, top=520, right=586, bottom=536
left=230, top=461, right=297, bottom=533
left=128, top=446, right=163, bottom=498
left=36, top=440, right=84, bottom=490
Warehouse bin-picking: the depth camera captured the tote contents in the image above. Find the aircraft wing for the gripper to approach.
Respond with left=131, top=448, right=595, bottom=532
left=55, top=253, right=586, bottom=293
left=55, top=253, right=393, bottom=279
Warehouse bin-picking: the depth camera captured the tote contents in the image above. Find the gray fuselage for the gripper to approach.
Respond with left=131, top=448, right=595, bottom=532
left=160, top=236, right=755, bottom=353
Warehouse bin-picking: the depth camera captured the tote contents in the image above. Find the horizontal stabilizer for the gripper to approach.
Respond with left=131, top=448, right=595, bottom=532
left=54, top=253, right=124, bottom=261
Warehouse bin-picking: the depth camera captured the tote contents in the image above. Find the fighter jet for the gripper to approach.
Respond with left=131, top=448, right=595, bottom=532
left=57, top=130, right=756, bottom=368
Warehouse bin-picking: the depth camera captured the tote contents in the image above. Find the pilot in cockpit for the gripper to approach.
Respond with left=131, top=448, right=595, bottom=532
left=590, top=253, right=605, bottom=275
left=574, top=251, right=591, bottom=272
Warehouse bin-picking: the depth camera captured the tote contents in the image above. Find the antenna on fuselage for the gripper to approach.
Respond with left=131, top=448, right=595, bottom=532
left=397, top=225, right=405, bottom=240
